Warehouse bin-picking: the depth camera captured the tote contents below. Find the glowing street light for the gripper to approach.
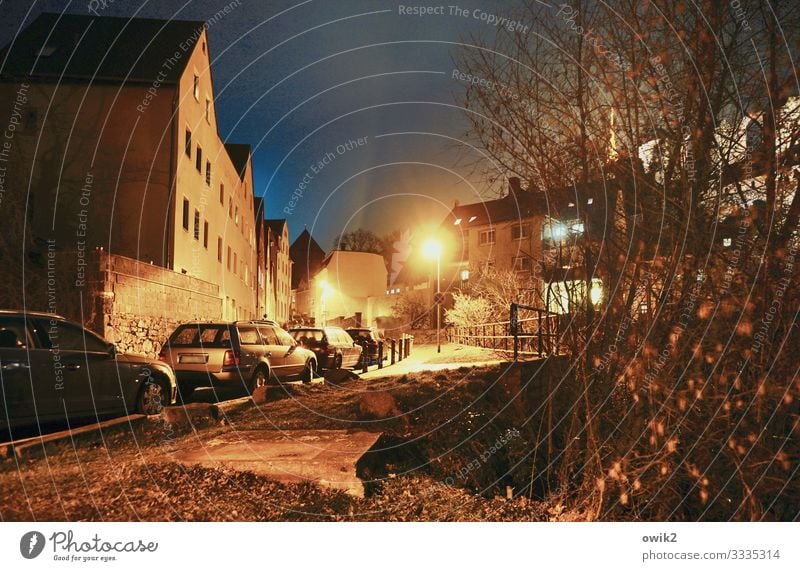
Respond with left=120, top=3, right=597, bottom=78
left=423, top=238, right=443, bottom=353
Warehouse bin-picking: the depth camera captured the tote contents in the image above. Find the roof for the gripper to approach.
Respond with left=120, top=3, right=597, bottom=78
left=0, top=12, right=205, bottom=83
left=224, top=143, right=251, bottom=181
left=253, top=197, right=265, bottom=221
left=445, top=181, right=607, bottom=229
left=264, top=219, right=288, bottom=236
left=290, top=228, right=326, bottom=289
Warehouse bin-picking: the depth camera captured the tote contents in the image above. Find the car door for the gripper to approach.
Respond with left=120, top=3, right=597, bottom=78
left=256, top=326, right=287, bottom=380
left=39, top=320, right=117, bottom=420
left=0, top=316, right=60, bottom=429
left=274, top=327, right=305, bottom=376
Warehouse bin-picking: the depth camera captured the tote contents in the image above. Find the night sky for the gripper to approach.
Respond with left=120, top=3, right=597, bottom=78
left=0, top=0, right=529, bottom=247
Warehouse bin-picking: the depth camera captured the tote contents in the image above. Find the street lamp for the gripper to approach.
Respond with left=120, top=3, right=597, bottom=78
left=423, top=238, right=442, bottom=353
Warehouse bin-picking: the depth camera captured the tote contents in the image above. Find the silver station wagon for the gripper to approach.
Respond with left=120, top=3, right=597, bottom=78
left=159, top=320, right=317, bottom=397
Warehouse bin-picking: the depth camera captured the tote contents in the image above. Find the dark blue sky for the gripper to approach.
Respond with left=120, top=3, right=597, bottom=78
left=0, top=0, right=531, bottom=247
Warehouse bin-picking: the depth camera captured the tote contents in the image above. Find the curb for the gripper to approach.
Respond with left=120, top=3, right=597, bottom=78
left=0, top=414, right=147, bottom=460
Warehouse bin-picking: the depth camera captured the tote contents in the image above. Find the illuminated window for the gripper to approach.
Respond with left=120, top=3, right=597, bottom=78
left=587, top=198, right=594, bottom=205
left=460, top=269, right=470, bottom=282
left=723, top=237, right=732, bottom=247
left=454, top=218, right=462, bottom=225
left=468, top=216, right=477, bottom=222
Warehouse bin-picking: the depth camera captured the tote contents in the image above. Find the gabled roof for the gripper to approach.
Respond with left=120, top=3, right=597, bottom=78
left=265, top=219, right=288, bottom=237
left=224, top=143, right=251, bottom=182
left=290, top=229, right=326, bottom=290
left=0, top=12, right=205, bottom=83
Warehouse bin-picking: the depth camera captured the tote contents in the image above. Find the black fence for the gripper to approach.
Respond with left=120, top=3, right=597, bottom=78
left=449, top=303, right=562, bottom=359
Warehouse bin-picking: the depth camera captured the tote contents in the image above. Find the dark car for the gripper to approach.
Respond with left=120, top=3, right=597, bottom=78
left=289, top=326, right=362, bottom=371
left=346, top=328, right=384, bottom=366
left=160, top=320, right=317, bottom=397
left=0, top=310, right=177, bottom=432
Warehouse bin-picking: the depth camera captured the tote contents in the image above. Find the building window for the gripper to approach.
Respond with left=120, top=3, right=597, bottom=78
left=217, top=237, right=223, bottom=262
left=196, top=146, right=202, bottom=172
left=235, top=206, right=239, bottom=226
left=206, top=160, right=211, bottom=186
left=184, top=129, right=191, bottom=157
left=513, top=256, right=532, bottom=274
left=182, top=198, right=190, bottom=231
left=479, top=229, right=496, bottom=245
left=723, top=237, right=732, bottom=247
left=203, top=221, right=209, bottom=248
left=205, top=98, right=211, bottom=122
left=511, top=223, right=530, bottom=240
left=460, top=269, right=470, bottom=282
left=219, top=183, right=224, bottom=205
left=233, top=252, right=238, bottom=275
left=193, top=74, right=199, bottom=100
left=229, top=198, right=233, bottom=219
left=227, top=246, right=231, bottom=270
left=193, top=210, right=200, bottom=240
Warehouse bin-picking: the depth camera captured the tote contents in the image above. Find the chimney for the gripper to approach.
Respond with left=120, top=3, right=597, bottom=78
left=508, top=177, right=523, bottom=197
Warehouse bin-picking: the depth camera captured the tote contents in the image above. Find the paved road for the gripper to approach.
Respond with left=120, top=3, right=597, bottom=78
left=359, top=343, right=507, bottom=380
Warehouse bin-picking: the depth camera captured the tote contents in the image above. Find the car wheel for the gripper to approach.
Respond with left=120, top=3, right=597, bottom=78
left=249, top=367, right=268, bottom=394
left=137, top=379, right=167, bottom=416
left=302, top=360, right=316, bottom=384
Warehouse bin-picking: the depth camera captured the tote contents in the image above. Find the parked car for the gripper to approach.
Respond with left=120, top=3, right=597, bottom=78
left=0, top=310, right=177, bottom=432
left=289, top=326, right=362, bottom=371
left=346, top=327, right=385, bottom=366
left=160, top=320, right=317, bottom=397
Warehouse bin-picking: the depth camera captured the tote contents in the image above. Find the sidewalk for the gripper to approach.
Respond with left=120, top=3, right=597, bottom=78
left=359, top=343, right=508, bottom=380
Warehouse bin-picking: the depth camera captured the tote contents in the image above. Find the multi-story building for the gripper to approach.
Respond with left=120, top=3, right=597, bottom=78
left=0, top=12, right=257, bottom=321
left=442, top=177, right=605, bottom=314
left=264, top=219, right=292, bottom=325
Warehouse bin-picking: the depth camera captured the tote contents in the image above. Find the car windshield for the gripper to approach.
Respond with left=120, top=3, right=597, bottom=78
left=290, top=329, right=324, bottom=343
left=168, top=324, right=232, bottom=347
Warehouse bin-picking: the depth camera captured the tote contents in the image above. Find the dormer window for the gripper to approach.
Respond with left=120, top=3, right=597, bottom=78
left=193, top=74, right=200, bottom=100
left=454, top=218, right=462, bottom=225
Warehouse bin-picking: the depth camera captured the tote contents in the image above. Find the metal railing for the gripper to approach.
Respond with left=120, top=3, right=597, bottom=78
left=449, top=303, right=562, bottom=360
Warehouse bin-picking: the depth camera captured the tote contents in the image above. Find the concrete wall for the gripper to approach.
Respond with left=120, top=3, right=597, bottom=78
left=99, top=250, right=221, bottom=357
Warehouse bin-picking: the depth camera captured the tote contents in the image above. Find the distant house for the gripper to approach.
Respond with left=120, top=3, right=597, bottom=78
left=289, top=228, right=326, bottom=325
left=442, top=177, right=606, bottom=314
left=292, top=250, right=387, bottom=327
left=264, top=219, right=292, bottom=325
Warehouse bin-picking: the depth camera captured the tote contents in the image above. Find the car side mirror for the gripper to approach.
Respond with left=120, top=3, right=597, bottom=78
left=107, top=343, right=117, bottom=358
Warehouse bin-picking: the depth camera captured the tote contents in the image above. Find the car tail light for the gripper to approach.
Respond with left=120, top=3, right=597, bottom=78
left=223, top=350, right=240, bottom=367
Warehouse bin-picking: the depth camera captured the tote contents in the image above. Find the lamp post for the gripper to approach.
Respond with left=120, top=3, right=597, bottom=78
left=423, top=239, right=442, bottom=353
